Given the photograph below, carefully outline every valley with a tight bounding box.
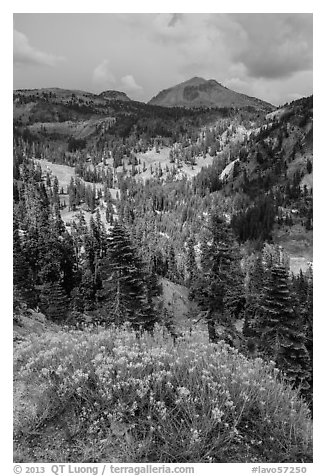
[13,80,313,465]
[13,82,313,331]
[30,112,312,276]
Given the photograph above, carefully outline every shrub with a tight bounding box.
[14,325,312,463]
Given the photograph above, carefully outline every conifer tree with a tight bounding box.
[167,244,179,282]
[68,177,77,211]
[21,225,40,283]
[257,265,311,391]
[90,215,101,257]
[185,235,197,286]
[39,281,69,321]
[13,217,37,308]
[71,267,97,312]
[98,221,156,331]
[52,175,60,209]
[304,272,313,360]
[71,211,88,266]
[243,253,266,344]
[291,269,313,396]
[59,230,76,295]
[190,211,244,344]
[95,209,108,257]
[37,228,63,284]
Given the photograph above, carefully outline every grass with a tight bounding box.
[35,147,215,192]
[111,146,215,183]
[14,325,312,463]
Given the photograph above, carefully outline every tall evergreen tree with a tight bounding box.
[190,211,244,344]
[71,267,97,312]
[71,211,88,268]
[95,209,108,258]
[52,175,60,208]
[68,177,77,211]
[59,230,77,296]
[167,244,179,283]
[13,217,37,308]
[257,265,311,391]
[39,281,69,321]
[291,269,313,396]
[243,252,266,347]
[185,235,197,286]
[97,221,156,331]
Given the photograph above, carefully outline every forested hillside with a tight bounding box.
[13,88,313,463]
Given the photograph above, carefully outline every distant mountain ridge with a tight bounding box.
[14,79,273,112]
[14,87,131,102]
[148,77,274,111]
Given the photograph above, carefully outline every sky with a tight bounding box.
[13,13,312,106]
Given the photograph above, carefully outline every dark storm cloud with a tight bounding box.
[228,13,313,79]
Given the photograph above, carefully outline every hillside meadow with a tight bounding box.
[14,324,312,464]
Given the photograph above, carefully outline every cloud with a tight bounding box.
[121,75,143,93]
[118,13,209,46]
[13,29,64,67]
[227,14,313,79]
[224,70,313,107]
[117,14,233,81]
[92,60,116,88]
[119,13,312,84]
[150,13,217,51]
[151,13,190,43]
[112,13,312,105]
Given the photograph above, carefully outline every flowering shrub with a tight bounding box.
[14,325,312,463]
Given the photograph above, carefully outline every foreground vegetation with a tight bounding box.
[14,325,312,463]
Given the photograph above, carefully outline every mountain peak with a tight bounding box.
[183,76,207,85]
[185,77,223,86]
[98,90,131,101]
[148,77,273,111]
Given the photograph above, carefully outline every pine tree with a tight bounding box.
[185,235,196,286]
[68,177,77,211]
[71,267,97,312]
[257,265,311,391]
[243,253,266,345]
[90,214,101,257]
[190,212,244,344]
[291,269,313,397]
[59,230,76,295]
[95,209,108,257]
[37,228,63,284]
[13,217,37,308]
[304,272,313,361]
[39,281,69,321]
[73,210,88,263]
[52,175,60,208]
[167,244,179,282]
[98,221,156,331]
